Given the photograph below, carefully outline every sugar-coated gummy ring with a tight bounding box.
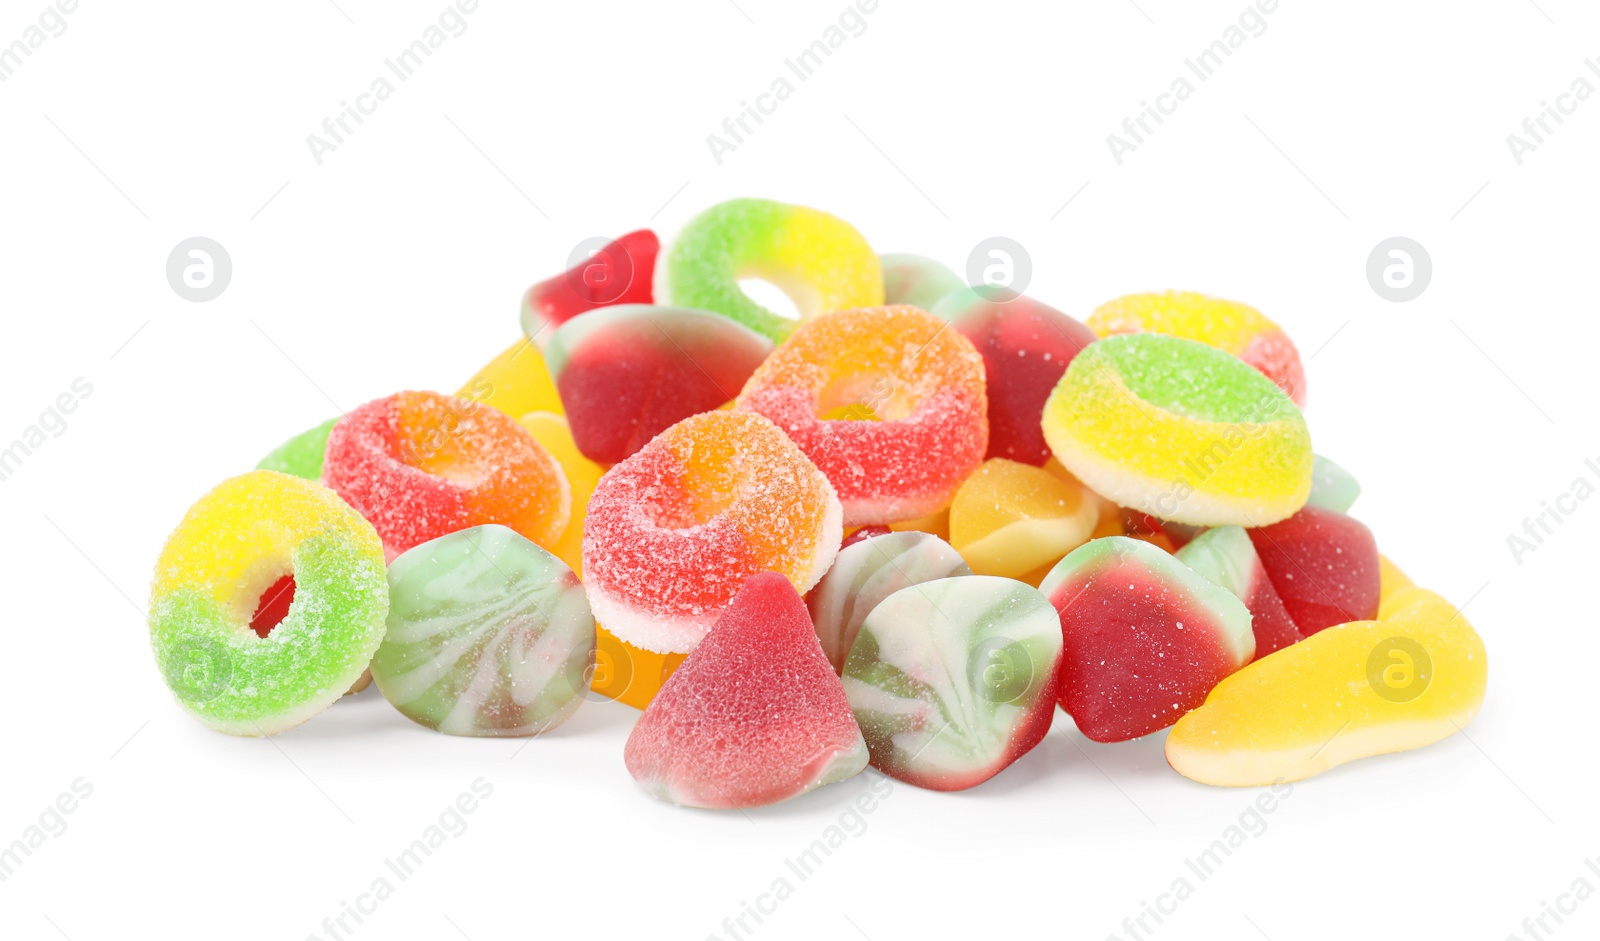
[581,410,842,655]
[322,390,570,559]
[737,305,989,526]
[655,197,884,342]
[1087,290,1307,407]
[148,470,389,736]
[1042,333,1312,527]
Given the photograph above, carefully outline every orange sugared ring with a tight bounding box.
[736,305,988,527]
[581,410,842,656]
[322,390,570,559]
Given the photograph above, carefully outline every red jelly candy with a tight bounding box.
[1248,506,1380,635]
[544,305,774,466]
[249,574,296,638]
[520,229,659,340]
[322,391,570,560]
[623,573,870,809]
[938,287,1097,466]
[1040,537,1254,742]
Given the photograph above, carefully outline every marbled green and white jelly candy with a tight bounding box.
[880,253,964,311]
[373,525,596,737]
[256,418,337,480]
[842,575,1061,791]
[806,530,972,674]
[1306,453,1361,513]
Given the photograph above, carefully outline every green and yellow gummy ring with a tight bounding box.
[1042,333,1312,527]
[655,197,883,342]
[148,470,389,736]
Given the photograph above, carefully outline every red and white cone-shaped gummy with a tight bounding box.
[623,572,869,809]
[1041,537,1254,742]
[842,575,1062,791]
[1176,525,1302,661]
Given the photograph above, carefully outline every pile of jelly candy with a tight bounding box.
[150,197,1487,808]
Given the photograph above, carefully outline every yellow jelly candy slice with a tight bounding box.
[948,459,1099,580]
[1044,458,1123,539]
[517,412,602,576]
[888,507,950,541]
[1378,553,1413,606]
[1165,586,1487,786]
[458,338,563,419]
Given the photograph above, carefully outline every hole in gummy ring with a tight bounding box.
[250,574,296,638]
[738,278,802,321]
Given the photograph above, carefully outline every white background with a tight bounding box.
[0,0,1593,938]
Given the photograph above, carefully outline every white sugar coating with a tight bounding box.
[322,391,570,559]
[148,470,389,737]
[737,306,989,526]
[582,410,842,654]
